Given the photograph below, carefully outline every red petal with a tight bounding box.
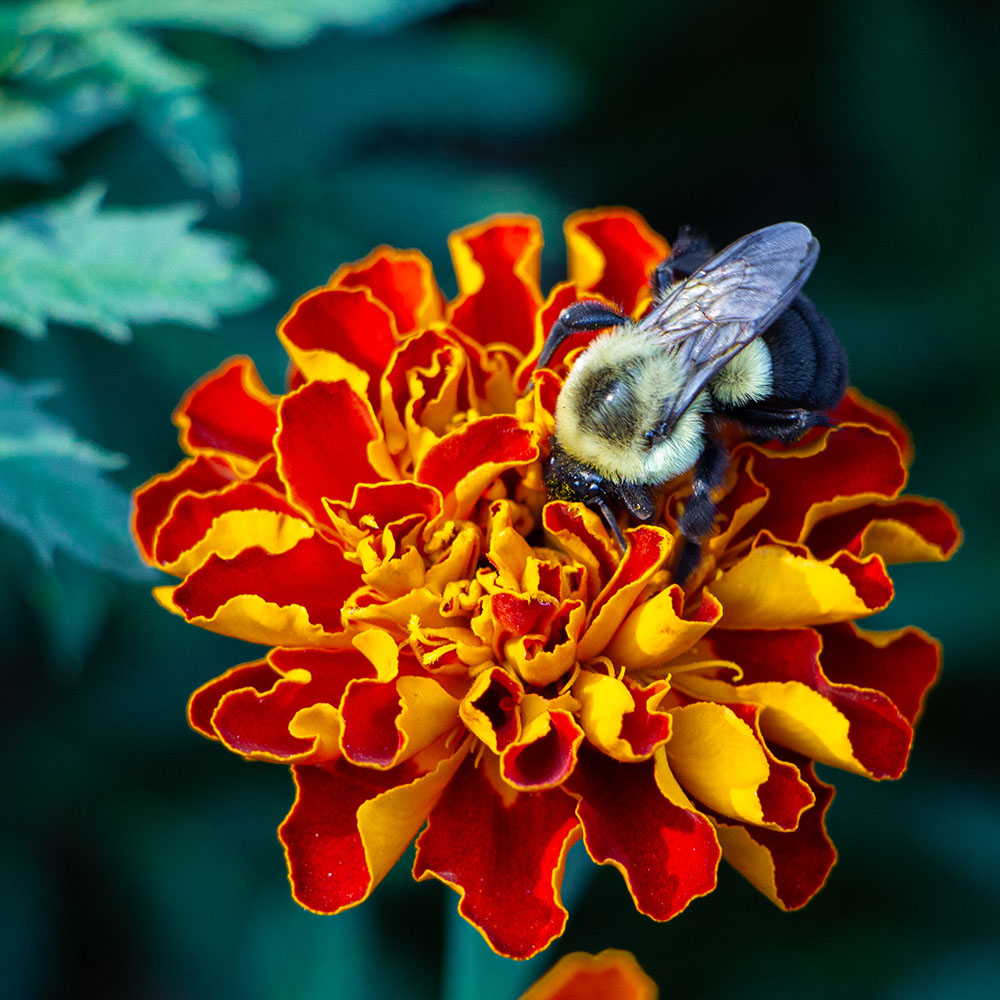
[714,757,836,910]
[710,628,916,779]
[172,534,361,634]
[213,648,377,761]
[501,711,584,790]
[331,247,443,335]
[831,389,912,463]
[413,755,579,959]
[279,287,396,401]
[152,481,301,566]
[566,745,719,921]
[806,497,962,561]
[448,216,542,354]
[282,754,433,913]
[817,623,940,725]
[132,454,235,561]
[618,683,673,759]
[276,380,384,525]
[745,425,906,543]
[175,357,277,461]
[187,660,275,738]
[415,414,536,518]
[566,210,667,314]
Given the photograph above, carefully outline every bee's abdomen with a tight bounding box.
[763,295,848,409]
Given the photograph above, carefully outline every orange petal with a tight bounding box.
[519,949,658,1000]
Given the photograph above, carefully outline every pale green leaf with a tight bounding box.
[0,184,273,341]
[0,370,152,578]
[137,93,240,207]
[94,0,471,45]
[0,83,130,181]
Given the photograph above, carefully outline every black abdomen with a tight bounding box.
[761,295,848,409]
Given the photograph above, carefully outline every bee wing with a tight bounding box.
[641,222,819,436]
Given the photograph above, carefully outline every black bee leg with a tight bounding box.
[675,432,729,584]
[535,300,629,372]
[589,496,627,551]
[729,406,833,443]
[650,226,714,299]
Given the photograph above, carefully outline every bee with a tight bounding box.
[535,221,848,583]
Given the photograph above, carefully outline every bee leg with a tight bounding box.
[729,405,833,443]
[650,226,714,298]
[588,495,628,551]
[535,300,629,372]
[675,433,729,584]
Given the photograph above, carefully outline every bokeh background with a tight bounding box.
[2,2,996,998]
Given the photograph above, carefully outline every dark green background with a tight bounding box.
[3,1,997,997]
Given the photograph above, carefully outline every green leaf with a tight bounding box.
[0,83,130,181]
[0,370,153,579]
[0,184,273,341]
[137,93,241,207]
[94,0,472,45]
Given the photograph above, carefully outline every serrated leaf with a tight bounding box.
[0,184,273,341]
[94,0,471,45]
[137,93,240,207]
[0,370,153,579]
[0,83,130,181]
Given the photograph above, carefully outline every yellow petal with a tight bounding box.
[154,586,347,648]
[709,545,888,628]
[665,703,770,826]
[605,586,722,672]
[162,509,314,577]
[675,673,865,775]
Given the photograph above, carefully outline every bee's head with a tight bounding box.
[543,438,610,505]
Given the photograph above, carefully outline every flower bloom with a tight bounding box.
[520,949,657,1000]
[133,209,960,959]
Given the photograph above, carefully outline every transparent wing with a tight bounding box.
[640,222,819,437]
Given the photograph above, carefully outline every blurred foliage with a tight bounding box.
[1,0,997,998]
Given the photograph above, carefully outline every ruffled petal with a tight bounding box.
[278,287,397,405]
[679,628,919,779]
[329,246,444,335]
[281,739,467,914]
[519,949,658,1000]
[711,758,837,910]
[566,745,719,921]
[448,215,543,353]
[174,357,277,468]
[413,754,580,959]
[564,208,668,314]
[132,454,236,563]
[710,540,893,628]
[277,379,393,526]
[161,534,362,646]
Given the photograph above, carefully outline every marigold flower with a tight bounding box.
[519,949,657,1000]
[133,209,960,960]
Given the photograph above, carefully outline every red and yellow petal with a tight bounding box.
[519,949,658,1000]
[282,738,467,915]
[564,208,668,314]
[174,357,278,469]
[711,757,837,910]
[566,745,720,922]
[710,540,893,629]
[160,534,362,646]
[413,753,580,959]
[329,245,444,335]
[448,215,543,354]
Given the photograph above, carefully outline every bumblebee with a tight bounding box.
[535,221,848,583]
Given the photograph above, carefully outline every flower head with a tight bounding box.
[134,209,960,959]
